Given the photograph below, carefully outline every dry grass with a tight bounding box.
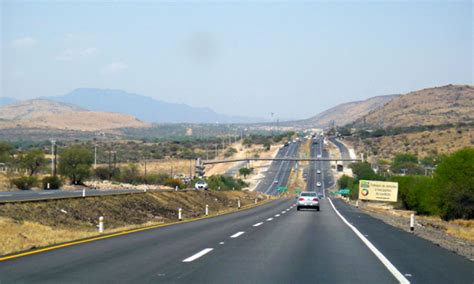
[0,190,268,256]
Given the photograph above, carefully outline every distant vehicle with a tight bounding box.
[316,182,322,187]
[317,170,321,174]
[297,192,320,211]
[284,142,289,147]
[273,180,279,184]
[194,180,208,190]
[317,154,322,158]
[312,139,318,144]
[318,193,324,199]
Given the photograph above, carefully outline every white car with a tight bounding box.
[317,154,322,158]
[273,180,279,184]
[297,192,320,211]
[317,170,321,174]
[316,182,322,187]
[194,180,208,190]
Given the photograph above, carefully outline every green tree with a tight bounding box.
[434,148,474,220]
[0,142,14,164]
[263,142,271,151]
[391,153,422,175]
[350,162,381,181]
[58,146,93,184]
[239,167,252,178]
[17,149,46,176]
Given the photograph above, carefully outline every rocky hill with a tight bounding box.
[352,85,474,128]
[0,99,150,131]
[281,94,399,128]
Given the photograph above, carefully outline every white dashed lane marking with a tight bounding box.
[182,248,214,263]
[230,232,245,238]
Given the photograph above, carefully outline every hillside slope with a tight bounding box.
[352,85,474,128]
[0,99,150,131]
[282,94,399,128]
[48,88,264,123]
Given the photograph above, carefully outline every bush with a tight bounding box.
[224,147,238,158]
[435,148,474,220]
[147,173,171,185]
[119,164,141,184]
[390,176,440,215]
[206,175,248,191]
[11,176,38,190]
[42,176,63,190]
[164,178,185,189]
[239,167,252,178]
[94,166,111,180]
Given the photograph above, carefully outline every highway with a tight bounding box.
[0,188,155,203]
[0,137,472,283]
[254,141,300,195]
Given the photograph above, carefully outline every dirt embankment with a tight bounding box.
[0,190,271,256]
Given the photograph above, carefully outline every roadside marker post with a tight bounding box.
[98,216,104,233]
[175,186,178,191]
[47,183,50,190]
[82,189,86,197]
[356,200,359,208]
[238,199,241,209]
[255,198,258,205]
[410,214,415,231]
[178,208,182,221]
[205,204,209,216]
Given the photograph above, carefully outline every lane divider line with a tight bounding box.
[266,218,273,221]
[253,222,264,227]
[327,198,410,284]
[182,248,213,262]
[230,231,245,238]
[275,214,280,217]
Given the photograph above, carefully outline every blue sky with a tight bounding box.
[1,1,472,120]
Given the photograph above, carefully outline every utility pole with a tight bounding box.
[94,144,97,169]
[144,155,147,184]
[50,139,56,176]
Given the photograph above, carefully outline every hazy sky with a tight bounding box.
[1,1,472,120]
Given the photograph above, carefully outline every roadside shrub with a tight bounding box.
[390,176,440,215]
[224,147,238,158]
[42,176,63,190]
[164,178,185,189]
[435,148,474,220]
[11,176,38,190]
[94,166,110,180]
[147,173,171,185]
[206,175,248,191]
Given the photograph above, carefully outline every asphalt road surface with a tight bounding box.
[255,141,300,195]
[0,137,472,283]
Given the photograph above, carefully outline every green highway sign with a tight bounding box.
[339,189,351,195]
[277,186,288,193]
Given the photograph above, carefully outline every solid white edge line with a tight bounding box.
[230,231,245,238]
[253,222,263,227]
[327,198,409,284]
[182,248,214,262]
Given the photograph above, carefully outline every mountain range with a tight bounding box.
[46,88,263,124]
